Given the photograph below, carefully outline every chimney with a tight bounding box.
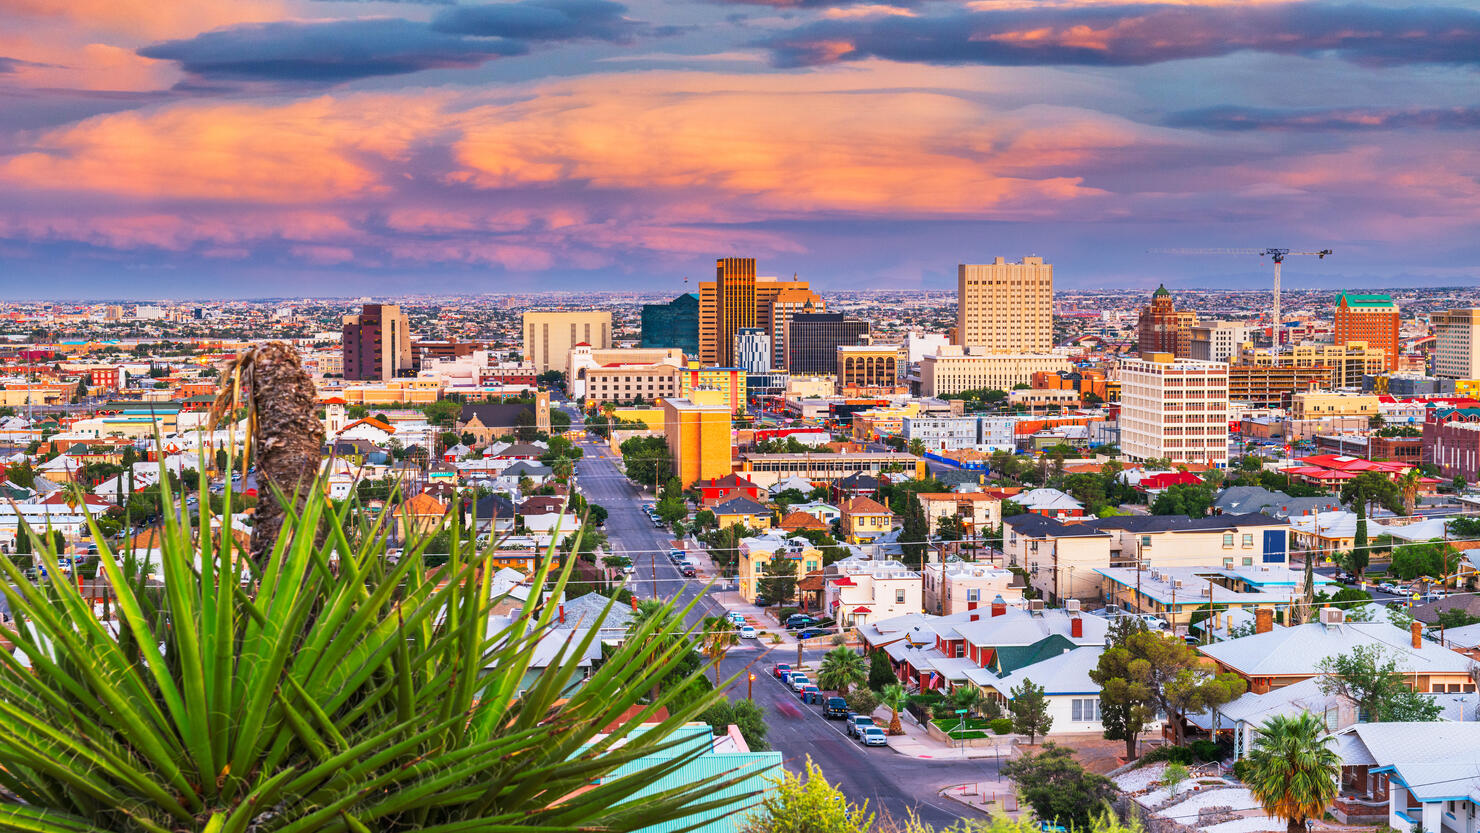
[1071,616,1083,639]
[558,604,566,624]
[991,595,1007,617]
[1411,619,1423,650]
[1255,607,1273,634]
[970,612,979,622]
[630,596,639,612]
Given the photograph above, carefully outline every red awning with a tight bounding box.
[852,606,872,614]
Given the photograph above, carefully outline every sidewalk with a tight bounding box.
[874,706,1017,762]
[939,781,1019,817]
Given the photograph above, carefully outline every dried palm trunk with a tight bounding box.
[211,342,324,569]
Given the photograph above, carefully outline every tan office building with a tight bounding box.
[1119,353,1229,467]
[837,344,901,393]
[919,347,1070,396]
[522,310,612,377]
[1433,308,1480,380]
[956,257,1053,353]
[1290,392,1379,420]
[342,303,412,381]
[698,258,823,368]
[1237,342,1386,389]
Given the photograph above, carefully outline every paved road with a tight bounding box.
[567,418,984,826]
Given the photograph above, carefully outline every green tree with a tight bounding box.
[1150,483,1214,518]
[1010,679,1053,743]
[758,556,798,606]
[1108,629,1246,744]
[817,647,868,695]
[700,616,740,688]
[693,509,717,531]
[868,650,897,692]
[701,698,770,751]
[1438,609,1480,629]
[1340,471,1401,516]
[949,684,984,718]
[1002,743,1114,831]
[1315,645,1442,722]
[898,493,929,568]
[1088,617,1155,759]
[880,683,908,735]
[655,494,688,525]
[741,757,872,833]
[1244,712,1341,833]
[1349,502,1369,575]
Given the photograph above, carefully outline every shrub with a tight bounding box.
[1231,759,1253,782]
[1191,739,1222,762]
[778,606,799,623]
[844,688,880,715]
[990,718,1014,735]
[1140,745,1195,765]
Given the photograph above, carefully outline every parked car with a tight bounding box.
[859,726,888,747]
[847,715,875,737]
[796,628,826,640]
[786,614,817,629]
[754,596,771,607]
[789,674,811,692]
[727,612,746,625]
[772,663,791,679]
[740,625,757,639]
[824,697,849,719]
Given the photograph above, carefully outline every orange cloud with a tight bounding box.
[0,0,288,40]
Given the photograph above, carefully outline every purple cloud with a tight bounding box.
[1167,105,1480,131]
[763,3,1480,68]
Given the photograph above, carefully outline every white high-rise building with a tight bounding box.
[734,327,772,374]
[1119,353,1229,467]
[1433,309,1480,380]
[1189,322,1251,363]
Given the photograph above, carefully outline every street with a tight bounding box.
[564,402,984,826]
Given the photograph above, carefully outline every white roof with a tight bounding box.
[950,606,1107,648]
[1211,676,1349,727]
[987,646,1103,697]
[1015,488,1083,511]
[1198,621,1473,677]
[1442,622,1480,650]
[1350,722,1480,802]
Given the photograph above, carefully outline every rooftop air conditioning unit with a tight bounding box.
[1065,598,1082,613]
[1029,599,1046,614]
[1174,579,1184,589]
[1199,587,1210,597]
[1320,607,1346,627]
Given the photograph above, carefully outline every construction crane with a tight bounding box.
[1149,248,1332,347]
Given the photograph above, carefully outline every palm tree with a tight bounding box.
[908,438,926,457]
[950,684,983,718]
[701,615,740,687]
[880,683,908,735]
[1244,712,1341,833]
[816,646,867,695]
[0,470,735,833]
[1397,467,1421,516]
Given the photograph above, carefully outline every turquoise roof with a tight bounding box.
[1337,293,1394,307]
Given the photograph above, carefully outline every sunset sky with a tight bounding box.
[2,0,1478,297]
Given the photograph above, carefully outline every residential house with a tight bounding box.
[915,491,1004,538]
[824,558,922,627]
[778,511,829,534]
[768,475,815,496]
[1212,486,1343,519]
[1335,722,1480,833]
[922,561,1021,615]
[1013,488,1084,518]
[518,495,580,540]
[494,461,554,492]
[1192,675,1357,762]
[737,533,823,605]
[788,501,840,525]
[395,492,448,541]
[711,496,773,531]
[1003,514,1113,603]
[695,473,766,505]
[1097,564,1336,628]
[468,494,516,536]
[338,417,396,445]
[1198,610,1477,695]
[840,496,894,544]
[1133,470,1204,496]
[829,472,882,504]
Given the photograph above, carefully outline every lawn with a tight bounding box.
[932,717,994,739]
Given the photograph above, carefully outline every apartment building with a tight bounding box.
[736,533,824,604]
[956,257,1053,353]
[902,415,1016,452]
[522,310,612,377]
[1290,392,1379,420]
[1433,308,1480,380]
[662,397,733,487]
[919,346,1071,396]
[916,492,1004,537]
[1119,353,1229,467]
[1005,512,1290,603]
[1226,364,1330,408]
[1334,293,1400,371]
[922,562,1020,615]
[825,559,924,627]
[568,345,683,400]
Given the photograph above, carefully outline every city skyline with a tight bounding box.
[3,0,1480,296]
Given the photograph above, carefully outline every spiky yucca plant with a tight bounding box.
[0,465,742,833]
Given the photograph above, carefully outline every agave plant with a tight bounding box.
[0,462,747,833]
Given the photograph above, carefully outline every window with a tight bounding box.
[1242,557,1253,566]
[1072,698,1100,721]
[1141,535,1152,547]
[1222,533,1235,548]
[1242,533,1254,547]
[895,589,906,604]
[966,588,980,602]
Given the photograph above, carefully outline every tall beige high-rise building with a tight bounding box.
[1119,353,1229,468]
[522,310,612,378]
[1433,308,1480,380]
[956,257,1053,353]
